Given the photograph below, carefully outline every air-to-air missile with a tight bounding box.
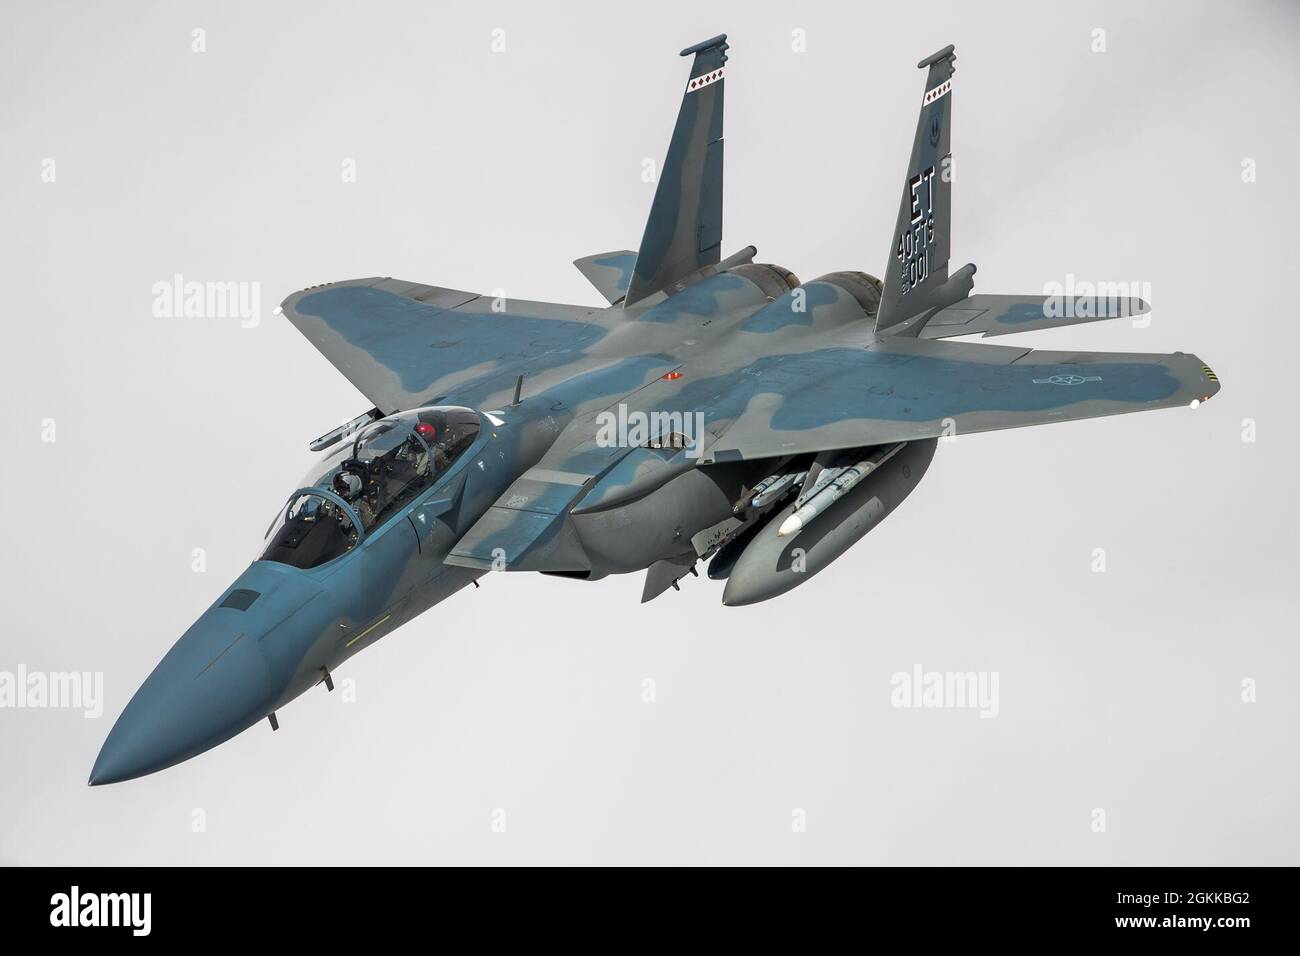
[776,444,907,537]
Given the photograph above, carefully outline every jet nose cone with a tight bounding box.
[90,612,281,786]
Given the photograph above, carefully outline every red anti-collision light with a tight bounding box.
[415,423,438,440]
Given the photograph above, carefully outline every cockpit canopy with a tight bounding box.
[261,406,482,569]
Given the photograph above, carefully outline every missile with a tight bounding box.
[745,470,808,511]
[777,443,905,537]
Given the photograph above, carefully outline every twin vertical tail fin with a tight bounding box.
[624,39,959,321]
[876,45,961,332]
[624,34,728,307]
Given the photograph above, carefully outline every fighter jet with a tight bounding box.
[91,38,1219,784]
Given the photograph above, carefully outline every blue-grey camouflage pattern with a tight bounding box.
[92,38,1219,786]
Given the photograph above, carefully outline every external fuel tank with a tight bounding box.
[721,439,938,605]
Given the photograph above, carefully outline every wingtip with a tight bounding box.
[1199,359,1222,399]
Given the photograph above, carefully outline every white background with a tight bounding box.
[2,0,1296,864]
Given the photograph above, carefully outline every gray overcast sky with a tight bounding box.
[2,0,1297,864]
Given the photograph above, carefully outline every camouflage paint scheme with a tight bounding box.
[92,38,1219,784]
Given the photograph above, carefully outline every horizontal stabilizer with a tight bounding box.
[573,250,637,304]
[921,293,1150,339]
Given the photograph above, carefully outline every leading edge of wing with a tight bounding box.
[705,338,1220,461]
[280,277,604,414]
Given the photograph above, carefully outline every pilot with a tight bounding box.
[414,421,450,474]
[332,470,377,528]
[332,470,360,499]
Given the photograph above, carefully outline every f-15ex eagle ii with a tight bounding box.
[92,37,1219,784]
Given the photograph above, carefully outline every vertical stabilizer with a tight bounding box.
[876,45,957,331]
[624,35,728,307]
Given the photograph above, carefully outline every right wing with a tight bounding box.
[281,277,604,415]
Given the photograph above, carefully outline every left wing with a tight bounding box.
[704,335,1220,461]
[281,277,604,415]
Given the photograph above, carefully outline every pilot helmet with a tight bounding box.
[332,471,363,500]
